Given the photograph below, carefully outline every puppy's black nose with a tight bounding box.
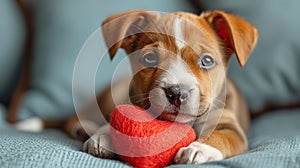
[165,85,189,107]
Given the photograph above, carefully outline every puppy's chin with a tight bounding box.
[159,111,197,123]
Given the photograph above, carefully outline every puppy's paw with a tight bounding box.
[83,134,115,159]
[174,141,223,164]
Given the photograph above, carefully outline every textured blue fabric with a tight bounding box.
[17,0,194,120]
[0,0,25,101]
[2,109,300,168]
[203,0,300,110]
[0,129,131,168]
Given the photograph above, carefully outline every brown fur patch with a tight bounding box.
[199,130,247,158]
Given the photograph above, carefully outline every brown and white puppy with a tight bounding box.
[67,10,258,164]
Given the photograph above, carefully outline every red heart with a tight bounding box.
[110,105,196,168]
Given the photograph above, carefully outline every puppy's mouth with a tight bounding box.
[145,84,202,123]
[159,111,197,123]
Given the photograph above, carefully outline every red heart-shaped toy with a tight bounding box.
[110,105,196,168]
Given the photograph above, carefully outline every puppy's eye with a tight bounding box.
[141,52,159,68]
[198,55,216,70]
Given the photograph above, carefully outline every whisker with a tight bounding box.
[134,96,154,103]
[213,99,225,104]
[213,98,226,105]
[129,93,149,98]
[154,80,162,84]
[211,99,226,109]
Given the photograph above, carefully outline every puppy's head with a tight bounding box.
[102,10,258,123]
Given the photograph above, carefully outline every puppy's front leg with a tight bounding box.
[174,111,248,164]
[83,124,115,159]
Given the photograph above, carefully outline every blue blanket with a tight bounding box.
[1,108,300,168]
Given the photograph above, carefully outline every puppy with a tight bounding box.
[66,10,258,164]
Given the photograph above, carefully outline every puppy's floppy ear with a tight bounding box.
[102,10,159,59]
[204,11,258,67]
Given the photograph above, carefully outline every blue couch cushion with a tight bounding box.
[0,105,8,127]
[0,0,25,102]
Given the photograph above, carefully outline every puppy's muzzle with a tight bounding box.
[164,85,190,107]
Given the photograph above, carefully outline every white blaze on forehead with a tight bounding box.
[159,57,200,116]
[161,58,198,92]
[174,18,185,51]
